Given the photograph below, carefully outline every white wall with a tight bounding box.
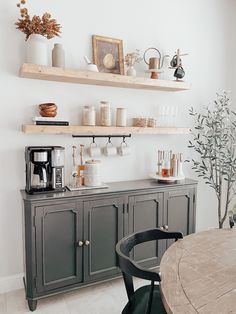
[0,0,235,290]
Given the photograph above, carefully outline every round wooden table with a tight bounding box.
[160,229,236,314]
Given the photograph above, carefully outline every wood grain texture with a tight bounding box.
[160,229,236,314]
[19,64,190,92]
[22,125,190,135]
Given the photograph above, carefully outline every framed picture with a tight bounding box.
[92,35,124,75]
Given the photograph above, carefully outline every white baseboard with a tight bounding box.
[0,273,24,294]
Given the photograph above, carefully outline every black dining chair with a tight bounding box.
[116,228,183,314]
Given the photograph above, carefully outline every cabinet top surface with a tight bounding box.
[21,178,197,202]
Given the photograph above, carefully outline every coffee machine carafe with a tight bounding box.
[31,150,48,189]
[25,146,66,194]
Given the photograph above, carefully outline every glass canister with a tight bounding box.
[82,105,96,126]
[84,160,102,187]
[100,101,111,126]
[116,108,127,127]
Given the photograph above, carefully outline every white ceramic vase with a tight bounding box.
[52,43,65,68]
[126,66,136,77]
[26,34,48,65]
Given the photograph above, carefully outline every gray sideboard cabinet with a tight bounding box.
[21,179,197,311]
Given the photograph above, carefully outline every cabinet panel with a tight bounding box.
[35,201,83,292]
[22,180,197,311]
[128,193,164,267]
[84,197,124,281]
[165,189,195,247]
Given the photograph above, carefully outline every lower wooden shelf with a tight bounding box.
[22,125,190,135]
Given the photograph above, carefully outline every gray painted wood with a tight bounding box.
[83,197,124,281]
[165,188,195,248]
[128,193,165,267]
[22,179,197,311]
[21,179,197,202]
[35,201,83,293]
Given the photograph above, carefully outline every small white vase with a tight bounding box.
[26,34,48,65]
[127,66,136,77]
[52,43,65,68]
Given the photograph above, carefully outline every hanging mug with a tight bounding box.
[87,139,101,157]
[174,66,185,79]
[103,139,117,157]
[170,55,180,68]
[117,139,131,156]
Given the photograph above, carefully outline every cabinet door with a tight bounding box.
[165,188,195,247]
[35,201,83,293]
[84,197,124,282]
[128,193,164,268]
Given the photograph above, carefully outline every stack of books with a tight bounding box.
[33,117,69,126]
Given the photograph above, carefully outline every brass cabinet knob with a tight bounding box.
[164,225,169,231]
[78,241,84,247]
[160,226,164,230]
[85,240,90,246]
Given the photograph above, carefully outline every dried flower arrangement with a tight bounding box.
[15,0,61,41]
[124,50,143,67]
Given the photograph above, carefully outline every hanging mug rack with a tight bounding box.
[169,49,189,81]
[72,134,132,140]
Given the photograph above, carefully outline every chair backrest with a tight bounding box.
[116,228,183,310]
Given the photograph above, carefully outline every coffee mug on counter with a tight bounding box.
[103,140,117,157]
[117,139,131,156]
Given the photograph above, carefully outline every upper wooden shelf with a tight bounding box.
[22,125,190,135]
[19,64,190,92]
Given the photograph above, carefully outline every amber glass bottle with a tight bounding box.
[77,144,85,185]
[161,151,171,177]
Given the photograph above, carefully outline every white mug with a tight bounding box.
[117,141,131,156]
[103,142,117,157]
[87,143,101,158]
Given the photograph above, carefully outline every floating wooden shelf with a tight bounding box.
[19,64,190,92]
[22,125,190,135]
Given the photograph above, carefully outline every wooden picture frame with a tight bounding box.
[92,35,124,75]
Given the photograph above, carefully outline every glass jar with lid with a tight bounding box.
[100,101,111,126]
[82,105,96,126]
[116,108,127,127]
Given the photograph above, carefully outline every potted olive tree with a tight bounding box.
[189,92,236,228]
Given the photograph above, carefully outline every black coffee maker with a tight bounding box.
[25,146,66,194]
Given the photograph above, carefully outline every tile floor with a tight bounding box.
[0,277,145,314]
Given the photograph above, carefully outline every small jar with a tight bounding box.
[116,108,127,127]
[100,101,111,126]
[82,106,96,126]
[148,117,156,128]
[133,117,148,127]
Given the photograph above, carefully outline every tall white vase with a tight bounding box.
[26,34,48,65]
